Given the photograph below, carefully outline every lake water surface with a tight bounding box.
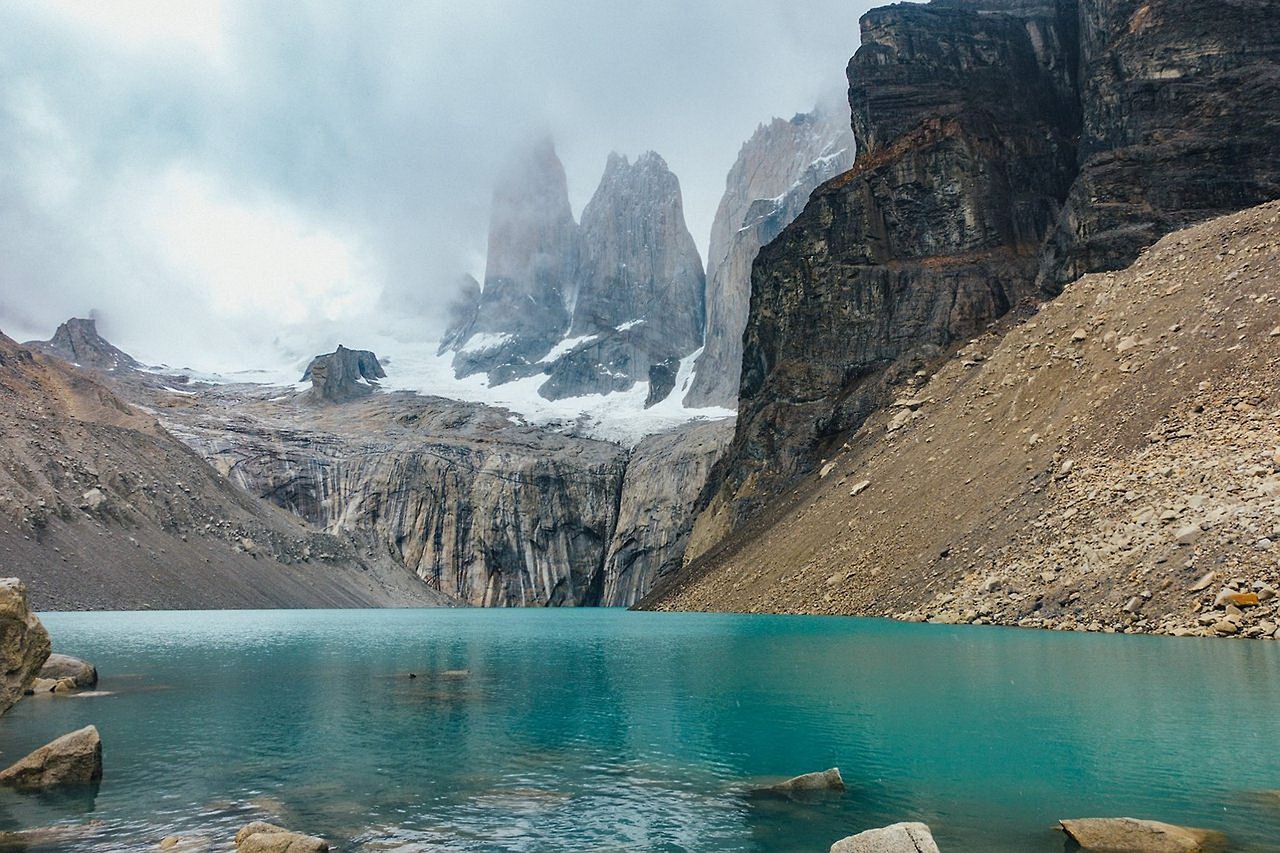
[1,610,1278,851]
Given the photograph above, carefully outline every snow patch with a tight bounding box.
[538,334,598,364]
[457,332,513,354]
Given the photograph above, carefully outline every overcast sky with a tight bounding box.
[0,0,871,371]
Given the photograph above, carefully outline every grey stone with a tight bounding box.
[0,725,102,789]
[830,822,939,853]
[1058,817,1226,852]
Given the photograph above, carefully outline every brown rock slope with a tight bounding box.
[0,334,451,610]
[642,202,1280,638]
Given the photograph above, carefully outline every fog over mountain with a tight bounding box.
[0,0,869,373]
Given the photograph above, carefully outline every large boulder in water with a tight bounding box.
[765,767,845,793]
[300,345,387,403]
[829,822,939,853]
[234,821,328,852]
[1058,817,1227,852]
[0,725,102,789]
[0,578,51,713]
[38,653,98,689]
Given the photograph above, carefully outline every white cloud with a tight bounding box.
[39,0,232,67]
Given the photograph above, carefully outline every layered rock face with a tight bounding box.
[697,0,1280,541]
[1037,0,1280,292]
[686,106,855,408]
[300,345,386,403]
[542,152,705,401]
[0,578,50,714]
[447,139,578,380]
[703,0,1080,530]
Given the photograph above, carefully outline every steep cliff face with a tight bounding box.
[686,106,855,408]
[0,333,448,610]
[540,152,705,402]
[601,419,733,606]
[698,0,1080,536]
[447,140,578,381]
[300,345,386,403]
[1037,0,1280,291]
[25,318,138,371]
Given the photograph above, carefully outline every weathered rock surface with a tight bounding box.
[690,0,1280,557]
[300,345,386,403]
[39,653,97,689]
[447,139,577,381]
[0,724,102,789]
[0,577,51,713]
[25,317,138,371]
[0,332,450,610]
[643,202,1280,637]
[766,767,845,793]
[1058,817,1226,852]
[830,822,939,853]
[601,420,733,606]
[546,151,704,401]
[234,821,328,853]
[687,104,855,408]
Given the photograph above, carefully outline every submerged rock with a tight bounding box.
[0,577,52,713]
[0,724,103,789]
[39,653,99,689]
[1058,817,1226,852]
[830,822,939,853]
[766,767,845,793]
[234,821,328,853]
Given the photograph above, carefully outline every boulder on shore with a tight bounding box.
[830,822,939,853]
[765,767,845,793]
[39,653,98,689]
[0,724,102,790]
[0,578,52,714]
[234,821,329,853]
[1059,817,1226,852]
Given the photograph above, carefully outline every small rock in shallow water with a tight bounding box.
[234,822,328,853]
[39,654,98,689]
[1058,817,1225,852]
[830,821,939,853]
[765,767,845,794]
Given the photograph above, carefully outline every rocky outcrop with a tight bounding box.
[448,139,578,381]
[544,152,705,402]
[765,767,845,794]
[601,420,733,606]
[438,274,481,354]
[829,822,939,853]
[1036,0,1280,293]
[686,106,855,408]
[0,725,102,790]
[1058,817,1226,852]
[0,332,450,610]
[694,0,1280,545]
[26,318,139,371]
[38,653,97,689]
[0,578,51,713]
[300,345,386,403]
[234,822,328,853]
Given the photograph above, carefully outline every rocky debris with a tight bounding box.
[548,151,704,401]
[0,577,51,713]
[830,822,939,853]
[602,420,734,606]
[0,724,102,790]
[446,139,578,380]
[692,0,1280,560]
[687,102,856,408]
[0,332,450,610]
[39,653,98,689]
[25,317,139,371]
[300,345,386,403]
[764,767,845,793]
[643,201,1280,636]
[1058,817,1226,852]
[234,822,328,853]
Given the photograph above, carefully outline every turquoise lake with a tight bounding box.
[0,609,1278,851]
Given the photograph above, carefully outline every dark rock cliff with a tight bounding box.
[686,105,855,409]
[699,0,1081,535]
[25,318,139,372]
[301,345,387,403]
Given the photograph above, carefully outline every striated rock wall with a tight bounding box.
[699,0,1080,535]
[694,0,1280,550]
[686,105,855,408]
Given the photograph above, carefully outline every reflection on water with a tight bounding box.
[0,610,1275,851]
